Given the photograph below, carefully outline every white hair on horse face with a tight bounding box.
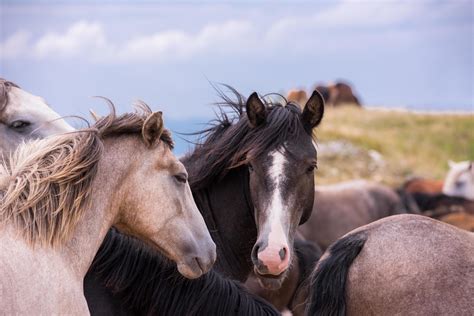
[442,160,474,201]
[255,147,292,275]
[6,86,74,135]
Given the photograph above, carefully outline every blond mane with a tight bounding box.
[0,101,173,247]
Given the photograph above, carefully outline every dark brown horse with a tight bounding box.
[314,81,361,107]
[85,87,325,312]
[307,214,474,315]
[299,180,411,250]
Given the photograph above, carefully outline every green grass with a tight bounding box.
[314,106,474,186]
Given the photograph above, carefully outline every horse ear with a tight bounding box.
[301,90,325,132]
[142,111,164,147]
[246,92,266,128]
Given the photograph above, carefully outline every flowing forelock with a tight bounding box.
[182,86,310,190]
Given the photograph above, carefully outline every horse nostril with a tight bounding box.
[251,243,261,264]
[279,247,287,261]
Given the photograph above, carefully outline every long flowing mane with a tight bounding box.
[182,86,311,190]
[0,101,173,247]
[0,78,20,113]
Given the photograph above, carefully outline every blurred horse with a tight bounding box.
[287,89,308,107]
[299,180,411,251]
[0,104,215,314]
[0,78,73,157]
[400,162,474,231]
[443,160,474,200]
[315,81,361,107]
[307,214,474,315]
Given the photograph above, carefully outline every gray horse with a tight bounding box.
[299,180,411,250]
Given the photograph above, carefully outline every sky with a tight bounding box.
[1,0,473,153]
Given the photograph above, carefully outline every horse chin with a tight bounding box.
[254,267,287,290]
[176,258,204,279]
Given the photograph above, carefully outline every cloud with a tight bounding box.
[0,30,31,59]
[1,19,256,63]
[33,21,109,59]
[117,20,255,62]
[1,1,471,63]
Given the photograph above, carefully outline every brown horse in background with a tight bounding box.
[307,214,474,315]
[315,81,361,107]
[287,89,308,107]
[288,80,361,109]
[400,175,474,231]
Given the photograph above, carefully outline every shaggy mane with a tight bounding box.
[0,100,172,247]
[182,86,311,190]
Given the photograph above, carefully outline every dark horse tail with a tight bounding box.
[306,232,367,316]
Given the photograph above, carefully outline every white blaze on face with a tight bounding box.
[257,148,291,275]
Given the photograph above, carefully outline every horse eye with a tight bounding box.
[10,120,31,130]
[307,164,317,173]
[174,173,187,184]
[248,164,254,172]
[455,181,464,188]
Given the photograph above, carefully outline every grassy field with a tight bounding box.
[314,106,474,186]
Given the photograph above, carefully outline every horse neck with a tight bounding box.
[190,167,257,281]
[60,140,128,279]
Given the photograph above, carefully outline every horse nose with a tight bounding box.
[251,241,290,276]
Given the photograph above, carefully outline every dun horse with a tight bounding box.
[0,104,215,314]
[0,78,73,156]
[85,88,325,313]
[307,214,474,315]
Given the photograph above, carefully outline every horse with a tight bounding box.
[314,81,361,107]
[439,212,474,232]
[443,160,474,201]
[84,88,325,313]
[306,214,474,315]
[0,103,216,314]
[86,228,279,315]
[298,180,412,251]
[402,177,444,195]
[399,164,474,230]
[0,78,74,157]
[287,89,308,107]
[245,238,322,316]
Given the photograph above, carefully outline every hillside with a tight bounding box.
[314,106,474,186]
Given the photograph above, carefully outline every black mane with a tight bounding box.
[88,229,279,316]
[182,86,309,190]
